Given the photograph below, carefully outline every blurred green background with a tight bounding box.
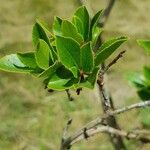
[0,0,150,149]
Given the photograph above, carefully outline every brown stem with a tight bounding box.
[65,90,74,101]
[61,100,150,148]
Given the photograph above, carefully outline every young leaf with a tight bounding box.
[80,42,94,73]
[95,37,128,66]
[127,72,146,89]
[92,27,102,48]
[74,6,90,41]
[72,16,84,37]
[137,40,150,55]
[35,39,53,69]
[38,61,61,78]
[61,20,83,43]
[53,16,62,36]
[89,10,103,40]
[17,52,37,68]
[36,19,53,37]
[0,54,34,73]
[32,20,57,62]
[47,66,76,90]
[32,21,50,46]
[56,36,80,77]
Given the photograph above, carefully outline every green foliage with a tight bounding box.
[80,42,94,73]
[56,36,80,78]
[74,6,90,41]
[137,40,150,55]
[128,40,150,100]
[0,6,127,91]
[0,54,35,73]
[61,20,83,43]
[95,37,128,66]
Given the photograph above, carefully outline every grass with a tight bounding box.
[0,0,150,149]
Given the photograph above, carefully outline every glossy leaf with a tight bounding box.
[38,61,61,78]
[95,37,128,66]
[80,42,94,73]
[17,52,37,68]
[74,6,90,40]
[56,36,80,77]
[72,16,84,37]
[0,54,34,73]
[53,16,62,36]
[137,40,150,54]
[32,20,57,62]
[47,66,76,90]
[35,39,52,69]
[32,21,50,46]
[61,20,83,43]
[36,19,53,37]
[92,27,102,48]
[89,10,103,40]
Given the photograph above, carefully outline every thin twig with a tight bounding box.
[65,90,74,101]
[61,100,150,147]
[61,118,73,150]
[101,50,126,75]
[109,100,150,115]
[70,125,150,145]
[78,0,125,149]
[99,0,116,27]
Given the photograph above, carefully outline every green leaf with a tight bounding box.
[61,20,83,43]
[79,67,99,89]
[89,10,103,40]
[92,27,102,48]
[72,16,84,38]
[56,36,80,77]
[137,40,150,55]
[138,87,150,101]
[47,66,76,90]
[36,19,53,37]
[17,52,37,68]
[95,36,128,66]
[32,21,50,46]
[127,72,146,89]
[32,20,57,62]
[70,66,79,78]
[53,16,62,36]
[74,6,90,40]
[143,66,150,85]
[35,39,52,69]
[38,61,61,78]
[0,54,34,73]
[80,42,94,73]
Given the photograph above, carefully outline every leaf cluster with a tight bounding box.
[0,6,127,91]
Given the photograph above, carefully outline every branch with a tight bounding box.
[99,0,116,27]
[78,0,116,27]
[61,118,72,150]
[101,50,126,75]
[70,125,150,145]
[61,100,150,147]
[65,90,74,101]
[109,100,150,116]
